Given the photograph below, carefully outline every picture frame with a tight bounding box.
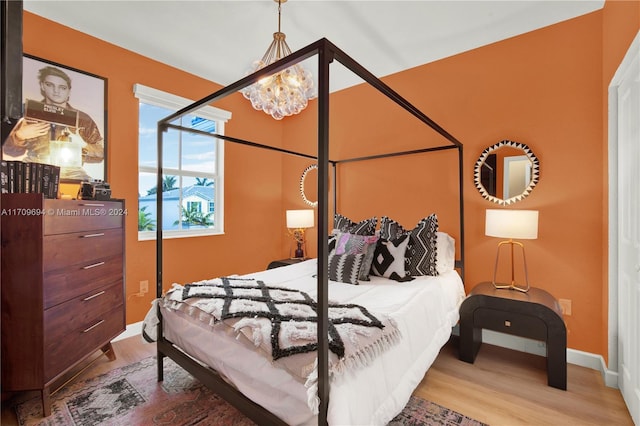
[2,54,107,183]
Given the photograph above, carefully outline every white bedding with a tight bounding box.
[151,259,465,425]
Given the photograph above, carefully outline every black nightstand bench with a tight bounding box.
[267,258,305,270]
[459,282,567,390]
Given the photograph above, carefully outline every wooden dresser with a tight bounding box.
[0,193,126,416]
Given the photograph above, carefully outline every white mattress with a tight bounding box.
[157,259,465,425]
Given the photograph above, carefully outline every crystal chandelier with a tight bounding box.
[241,0,316,120]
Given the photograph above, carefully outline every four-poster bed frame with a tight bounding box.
[155,38,465,425]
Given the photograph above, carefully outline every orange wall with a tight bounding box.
[22,1,639,360]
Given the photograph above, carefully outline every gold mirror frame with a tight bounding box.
[474,140,540,205]
[299,164,318,207]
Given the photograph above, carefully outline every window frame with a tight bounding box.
[134,84,231,241]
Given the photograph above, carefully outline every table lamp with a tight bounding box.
[286,209,314,259]
[485,209,538,292]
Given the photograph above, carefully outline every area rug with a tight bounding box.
[15,356,487,426]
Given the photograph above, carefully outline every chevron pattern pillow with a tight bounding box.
[328,251,366,285]
[406,214,439,276]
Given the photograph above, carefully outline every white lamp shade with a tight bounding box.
[485,209,538,240]
[286,209,314,228]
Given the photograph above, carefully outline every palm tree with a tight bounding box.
[195,177,213,186]
[174,206,214,227]
[138,206,155,231]
[146,175,178,195]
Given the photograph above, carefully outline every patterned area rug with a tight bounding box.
[15,356,487,426]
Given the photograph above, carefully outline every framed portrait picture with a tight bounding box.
[2,54,107,183]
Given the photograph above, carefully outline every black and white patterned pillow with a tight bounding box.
[370,234,412,282]
[334,213,377,236]
[379,214,439,276]
[406,214,439,276]
[379,216,408,241]
[334,232,379,281]
[328,252,366,285]
[328,233,338,254]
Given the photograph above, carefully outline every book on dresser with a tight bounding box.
[0,192,126,417]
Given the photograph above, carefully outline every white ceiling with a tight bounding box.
[24,0,604,92]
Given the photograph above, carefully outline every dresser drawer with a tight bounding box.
[473,307,547,341]
[44,199,124,235]
[43,228,123,272]
[43,305,124,381]
[44,254,123,309]
[44,282,124,341]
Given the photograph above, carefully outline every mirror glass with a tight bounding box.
[474,140,539,205]
[300,164,318,207]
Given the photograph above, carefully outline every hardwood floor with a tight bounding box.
[1,335,633,425]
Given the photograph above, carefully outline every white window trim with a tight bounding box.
[134,84,230,241]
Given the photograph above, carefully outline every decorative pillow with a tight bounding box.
[379,216,409,241]
[328,252,365,285]
[370,234,412,282]
[328,233,338,254]
[380,214,439,276]
[334,233,379,281]
[334,213,377,236]
[406,214,439,276]
[436,232,456,274]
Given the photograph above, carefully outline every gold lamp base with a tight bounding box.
[493,281,530,293]
[492,239,530,293]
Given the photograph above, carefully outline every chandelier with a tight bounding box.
[241,0,316,120]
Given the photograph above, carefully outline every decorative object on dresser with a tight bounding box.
[0,192,126,417]
[459,282,567,390]
[286,209,314,259]
[2,54,108,183]
[485,209,539,292]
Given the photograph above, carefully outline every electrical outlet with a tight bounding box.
[140,280,149,294]
[559,298,572,316]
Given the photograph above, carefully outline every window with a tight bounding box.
[134,84,231,240]
[187,201,200,213]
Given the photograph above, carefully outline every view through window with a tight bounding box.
[135,84,231,239]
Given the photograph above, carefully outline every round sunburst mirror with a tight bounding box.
[299,164,318,207]
[474,140,540,205]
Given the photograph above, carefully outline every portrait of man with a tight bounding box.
[2,55,107,181]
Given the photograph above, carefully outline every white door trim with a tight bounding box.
[608,30,640,421]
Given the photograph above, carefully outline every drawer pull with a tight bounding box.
[82,261,105,270]
[505,320,511,327]
[83,320,105,333]
[81,233,105,238]
[83,291,106,301]
[79,203,106,207]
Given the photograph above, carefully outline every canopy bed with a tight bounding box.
[151,38,465,425]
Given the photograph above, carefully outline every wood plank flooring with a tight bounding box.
[1,335,633,425]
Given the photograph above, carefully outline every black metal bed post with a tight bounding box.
[331,163,337,220]
[316,39,332,426]
[457,145,465,282]
[156,122,165,381]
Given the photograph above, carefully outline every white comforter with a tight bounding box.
[148,259,465,425]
